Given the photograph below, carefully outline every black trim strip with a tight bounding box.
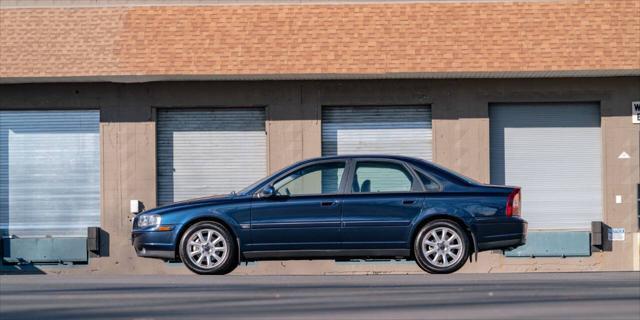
[251,221,340,229]
[342,220,410,227]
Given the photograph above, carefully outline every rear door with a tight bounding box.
[340,159,424,249]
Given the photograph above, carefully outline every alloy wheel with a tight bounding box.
[421,226,464,268]
[186,228,228,269]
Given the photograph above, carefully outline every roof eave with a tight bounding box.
[1,69,639,84]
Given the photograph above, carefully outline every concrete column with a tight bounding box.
[266,83,308,173]
[599,80,640,271]
[432,82,490,183]
[95,121,166,273]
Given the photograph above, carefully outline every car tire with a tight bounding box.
[414,219,470,274]
[179,221,237,275]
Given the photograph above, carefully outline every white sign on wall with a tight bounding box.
[633,101,640,124]
[608,228,625,241]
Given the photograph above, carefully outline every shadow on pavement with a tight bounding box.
[0,263,46,275]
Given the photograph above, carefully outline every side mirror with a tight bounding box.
[258,186,276,198]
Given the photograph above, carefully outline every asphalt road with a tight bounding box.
[1,272,639,320]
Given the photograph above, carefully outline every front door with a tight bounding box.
[341,160,424,249]
[249,161,347,251]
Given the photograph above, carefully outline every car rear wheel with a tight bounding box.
[414,219,469,274]
[179,221,237,275]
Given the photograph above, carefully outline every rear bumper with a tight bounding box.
[476,219,527,251]
[131,230,177,260]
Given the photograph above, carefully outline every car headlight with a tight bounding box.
[137,213,161,229]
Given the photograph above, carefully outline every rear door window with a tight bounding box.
[351,161,413,193]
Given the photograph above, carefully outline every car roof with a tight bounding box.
[299,154,481,187]
[239,154,481,195]
[304,154,423,162]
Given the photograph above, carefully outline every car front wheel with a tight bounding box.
[414,219,470,274]
[179,221,237,275]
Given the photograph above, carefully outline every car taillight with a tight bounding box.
[506,188,521,217]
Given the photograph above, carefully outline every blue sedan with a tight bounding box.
[132,155,527,274]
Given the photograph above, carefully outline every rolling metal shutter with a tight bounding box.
[322,106,432,160]
[157,108,267,206]
[490,103,602,230]
[0,110,100,238]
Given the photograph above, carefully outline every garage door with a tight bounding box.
[490,103,602,230]
[157,108,267,206]
[322,106,432,160]
[0,110,100,237]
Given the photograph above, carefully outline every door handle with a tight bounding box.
[402,200,416,205]
[321,201,337,207]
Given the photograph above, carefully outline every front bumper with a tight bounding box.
[131,228,178,260]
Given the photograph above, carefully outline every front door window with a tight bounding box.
[273,162,345,196]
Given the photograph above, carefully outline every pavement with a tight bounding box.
[0,272,639,320]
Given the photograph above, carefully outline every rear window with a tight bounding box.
[416,160,480,186]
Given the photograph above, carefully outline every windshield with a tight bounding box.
[236,161,302,195]
[237,175,272,195]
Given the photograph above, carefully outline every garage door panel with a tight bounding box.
[0,110,100,238]
[322,106,432,160]
[157,108,267,206]
[490,103,602,230]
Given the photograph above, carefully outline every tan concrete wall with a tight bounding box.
[0,77,638,274]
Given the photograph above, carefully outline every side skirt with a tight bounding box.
[243,249,410,261]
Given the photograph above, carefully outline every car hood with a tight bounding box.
[144,194,239,215]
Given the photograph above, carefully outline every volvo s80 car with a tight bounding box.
[132,155,526,274]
